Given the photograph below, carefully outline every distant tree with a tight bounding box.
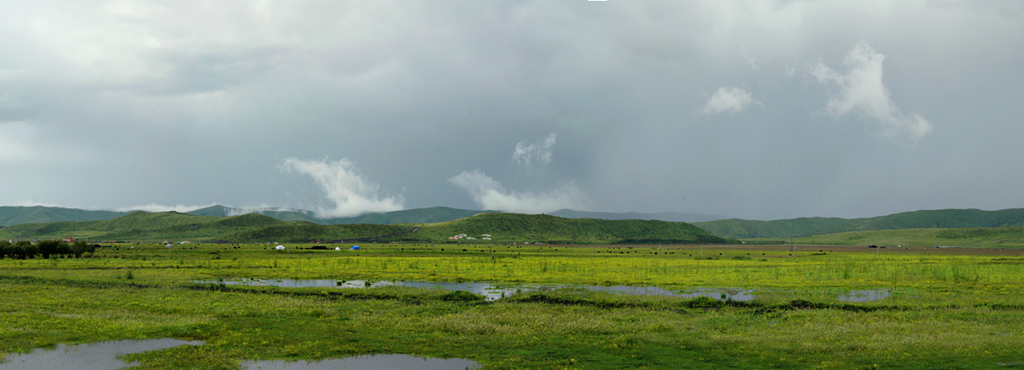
[55,241,72,257]
[37,240,59,259]
[13,241,36,259]
[71,241,94,257]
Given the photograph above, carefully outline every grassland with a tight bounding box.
[696,208,1024,238]
[2,242,1024,369]
[746,226,1024,249]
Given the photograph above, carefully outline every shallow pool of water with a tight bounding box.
[837,289,890,302]
[240,354,480,370]
[0,339,202,370]
[197,278,757,302]
[586,286,757,301]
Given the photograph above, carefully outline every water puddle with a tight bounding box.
[837,289,890,302]
[0,339,202,370]
[586,286,756,301]
[241,354,479,370]
[197,278,757,302]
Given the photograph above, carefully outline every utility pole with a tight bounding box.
[789,224,795,257]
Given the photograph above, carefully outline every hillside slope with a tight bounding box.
[550,209,727,223]
[695,208,1024,239]
[0,206,129,226]
[395,213,735,245]
[3,205,719,226]
[0,211,732,245]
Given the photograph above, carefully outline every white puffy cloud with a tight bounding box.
[448,170,587,214]
[512,133,557,168]
[811,41,934,140]
[279,157,404,218]
[702,87,756,115]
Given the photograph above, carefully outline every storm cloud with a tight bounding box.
[1,1,1021,220]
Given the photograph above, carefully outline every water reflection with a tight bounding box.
[0,339,202,370]
[197,278,757,302]
[240,354,480,370]
[837,289,890,302]
[587,286,756,301]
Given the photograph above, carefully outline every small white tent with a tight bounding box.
[275,245,286,250]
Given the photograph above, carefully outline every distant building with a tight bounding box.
[63,237,77,243]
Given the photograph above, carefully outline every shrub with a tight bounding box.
[441,290,485,302]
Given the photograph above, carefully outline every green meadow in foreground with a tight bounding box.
[2,243,1024,369]
[778,226,1024,248]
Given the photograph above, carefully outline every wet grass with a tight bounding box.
[1,243,1023,369]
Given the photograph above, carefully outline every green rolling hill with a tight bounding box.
[0,205,497,226]
[186,205,497,225]
[0,211,732,245]
[694,208,1024,239]
[0,206,129,226]
[395,213,735,245]
[549,209,726,223]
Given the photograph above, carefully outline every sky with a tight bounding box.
[1,1,1022,220]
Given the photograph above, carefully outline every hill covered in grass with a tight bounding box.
[393,213,736,245]
[694,208,1024,239]
[549,209,727,223]
[0,211,416,243]
[0,211,732,245]
[0,206,129,226]
[0,205,497,226]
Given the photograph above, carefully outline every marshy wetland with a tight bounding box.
[2,242,1024,369]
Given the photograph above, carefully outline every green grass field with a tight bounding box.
[2,242,1024,369]
[745,226,1024,248]
[696,208,1024,239]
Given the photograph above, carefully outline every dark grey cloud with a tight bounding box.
[0,1,1021,219]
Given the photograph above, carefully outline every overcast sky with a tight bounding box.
[1,1,1021,220]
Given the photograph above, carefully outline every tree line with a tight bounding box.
[0,240,98,259]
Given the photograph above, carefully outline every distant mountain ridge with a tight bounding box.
[0,210,733,244]
[0,205,721,227]
[0,206,130,227]
[694,208,1024,239]
[550,209,727,223]
[185,205,498,225]
[6,206,1020,240]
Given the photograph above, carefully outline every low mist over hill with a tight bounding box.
[188,205,499,225]
[550,209,726,223]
